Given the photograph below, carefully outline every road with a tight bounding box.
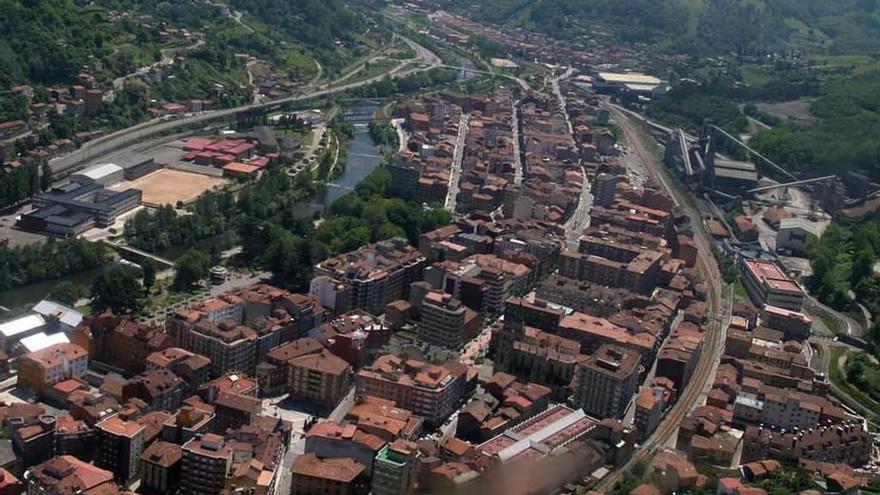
[512,99,523,186]
[553,74,590,249]
[593,106,730,494]
[445,111,470,211]
[49,35,443,177]
[111,38,206,93]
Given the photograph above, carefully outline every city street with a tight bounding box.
[444,112,470,211]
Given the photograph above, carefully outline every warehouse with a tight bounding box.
[594,72,664,95]
[71,163,124,186]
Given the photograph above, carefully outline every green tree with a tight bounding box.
[47,281,84,307]
[173,249,211,291]
[142,260,156,292]
[91,267,143,314]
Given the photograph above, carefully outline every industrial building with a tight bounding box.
[71,163,125,186]
[776,218,828,256]
[17,182,142,236]
[593,72,664,97]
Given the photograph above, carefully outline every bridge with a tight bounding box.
[103,240,175,268]
[708,124,797,182]
[747,175,837,194]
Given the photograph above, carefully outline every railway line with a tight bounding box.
[593,106,731,493]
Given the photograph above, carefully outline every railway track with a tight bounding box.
[592,106,730,493]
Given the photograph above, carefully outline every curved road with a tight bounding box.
[50,35,442,176]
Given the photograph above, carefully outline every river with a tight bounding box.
[293,103,382,218]
[0,103,383,316]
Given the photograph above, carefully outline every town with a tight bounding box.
[1,1,879,495]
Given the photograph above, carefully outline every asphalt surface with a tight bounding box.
[445,111,470,211]
[593,105,731,494]
[49,35,442,177]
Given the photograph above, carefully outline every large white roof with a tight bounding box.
[77,163,123,180]
[779,217,828,238]
[33,300,83,328]
[0,314,46,338]
[19,331,70,354]
[598,72,662,85]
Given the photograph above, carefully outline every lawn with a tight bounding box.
[828,347,880,420]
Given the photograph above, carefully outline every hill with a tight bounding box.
[447,0,880,54]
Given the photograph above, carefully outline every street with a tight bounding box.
[593,105,731,494]
[445,111,470,212]
[49,35,443,178]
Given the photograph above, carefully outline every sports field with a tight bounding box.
[110,169,227,206]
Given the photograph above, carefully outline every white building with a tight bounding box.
[71,163,125,185]
[0,314,47,351]
[776,218,828,256]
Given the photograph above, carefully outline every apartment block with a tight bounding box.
[418,291,482,349]
[355,355,463,428]
[571,345,641,419]
[288,350,353,408]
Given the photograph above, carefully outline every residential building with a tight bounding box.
[122,370,185,412]
[355,355,464,428]
[634,379,674,443]
[172,320,257,377]
[373,439,419,495]
[761,305,812,341]
[741,424,871,466]
[418,291,482,349]
[288,350,353,408]
[24,455,118,495]
[291,453,368,495]
[180,433,232,495]
[305,421,386,473]
[313,238,426,315]
[18,343,88,394]
[571,344,641,419]
[140,441,182,495]
[591,173,618,207]
[95,414,146,484]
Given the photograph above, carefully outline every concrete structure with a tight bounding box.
[180,433,232,495]
[18,343,88,394]
[776,218,828,256]
[418,291,481,349]
[288,350,353,408]
[95,414,146,483]
[571,344,641,419]
[71,163,124,185]
[373,440,419,495]
[355,355,464,428]
[18,182,142,236]
[741,259,805,311]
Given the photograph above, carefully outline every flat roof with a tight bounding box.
[0,314,45,338]
[33,300,83,328]
[76,163,123,180]
[19,331,70,353]
[598,72,662,85]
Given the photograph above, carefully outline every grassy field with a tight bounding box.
[829,347,880,419]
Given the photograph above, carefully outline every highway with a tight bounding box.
[593,105,731,493]
[49,35,443,177]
